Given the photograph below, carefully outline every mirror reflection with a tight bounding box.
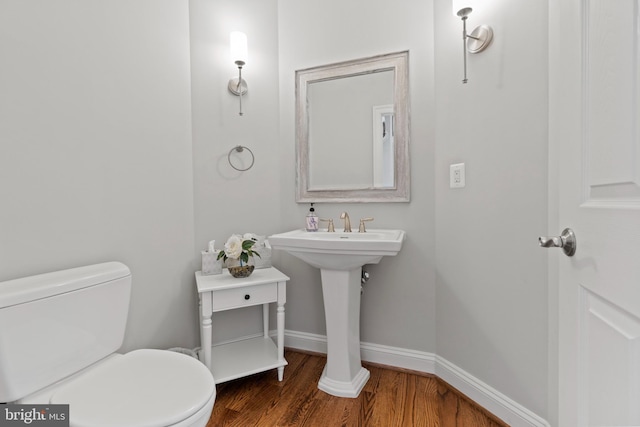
[308,71,394,190]
[296,51,410,203]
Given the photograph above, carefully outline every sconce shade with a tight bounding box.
[452,0,472,17]
[230,31,248,65]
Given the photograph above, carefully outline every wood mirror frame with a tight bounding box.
[295,51,410,203]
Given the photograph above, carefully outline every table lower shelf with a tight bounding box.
[206,336,287,384]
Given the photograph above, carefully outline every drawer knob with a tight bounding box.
[244,294,250,300]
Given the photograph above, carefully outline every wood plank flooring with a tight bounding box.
[207,349,508,427]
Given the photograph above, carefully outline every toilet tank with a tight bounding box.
[0,262,131,402]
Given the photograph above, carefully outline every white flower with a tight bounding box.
[224,234,243,259]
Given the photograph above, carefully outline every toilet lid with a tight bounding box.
[51,349,215,427]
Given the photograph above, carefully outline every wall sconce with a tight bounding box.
[228,31,248,115]
[452,0,494,84]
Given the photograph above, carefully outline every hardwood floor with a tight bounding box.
[207,349,508,427]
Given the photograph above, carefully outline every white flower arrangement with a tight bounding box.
[217,233,261,266]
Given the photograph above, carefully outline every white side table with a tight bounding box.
[195,267,289,383]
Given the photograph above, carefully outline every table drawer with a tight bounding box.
[212,283,277,311]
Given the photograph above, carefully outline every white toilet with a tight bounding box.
[0,262,216,427]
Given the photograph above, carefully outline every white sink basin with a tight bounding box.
[269,227,406,398]
[268,229,405,270]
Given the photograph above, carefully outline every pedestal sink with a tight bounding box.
[268,228,406,398]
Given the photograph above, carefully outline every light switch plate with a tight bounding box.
[450,163,465,188]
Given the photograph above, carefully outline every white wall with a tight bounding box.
[279,0,549,422]
[189,0,283,343]
[434,0,549,419]
[277,0,437,352]
[0,0,551,421]
[0,0,198,351]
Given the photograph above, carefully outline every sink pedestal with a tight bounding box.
[267,228,406,399]
[318,268,369,398]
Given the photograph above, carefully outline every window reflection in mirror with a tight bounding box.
[372,105,394,188]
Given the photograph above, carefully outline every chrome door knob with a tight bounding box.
[538,228,576,257]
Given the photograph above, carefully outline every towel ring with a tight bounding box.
[227,145,255,171]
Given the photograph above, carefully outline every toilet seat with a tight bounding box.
[50,349,215,427]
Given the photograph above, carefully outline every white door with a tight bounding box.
[549,0,640,425]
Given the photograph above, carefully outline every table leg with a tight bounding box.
[263,303,269,338]
[199,294,213,372]
[277,302,285,381]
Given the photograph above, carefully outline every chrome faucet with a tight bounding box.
[340,212,352,232]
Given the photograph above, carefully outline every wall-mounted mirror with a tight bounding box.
[296,51,410,203]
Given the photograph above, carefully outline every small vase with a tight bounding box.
[226,256,255,278]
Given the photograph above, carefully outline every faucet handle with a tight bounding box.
[319,218,335,232]
[358,217,374,232]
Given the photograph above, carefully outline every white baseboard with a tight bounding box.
[282,329,549,427]
[283,329,328,354]
[435,356,550,427]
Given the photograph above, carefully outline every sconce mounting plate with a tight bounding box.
[228,78,248,96]
[467,25,494,54]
